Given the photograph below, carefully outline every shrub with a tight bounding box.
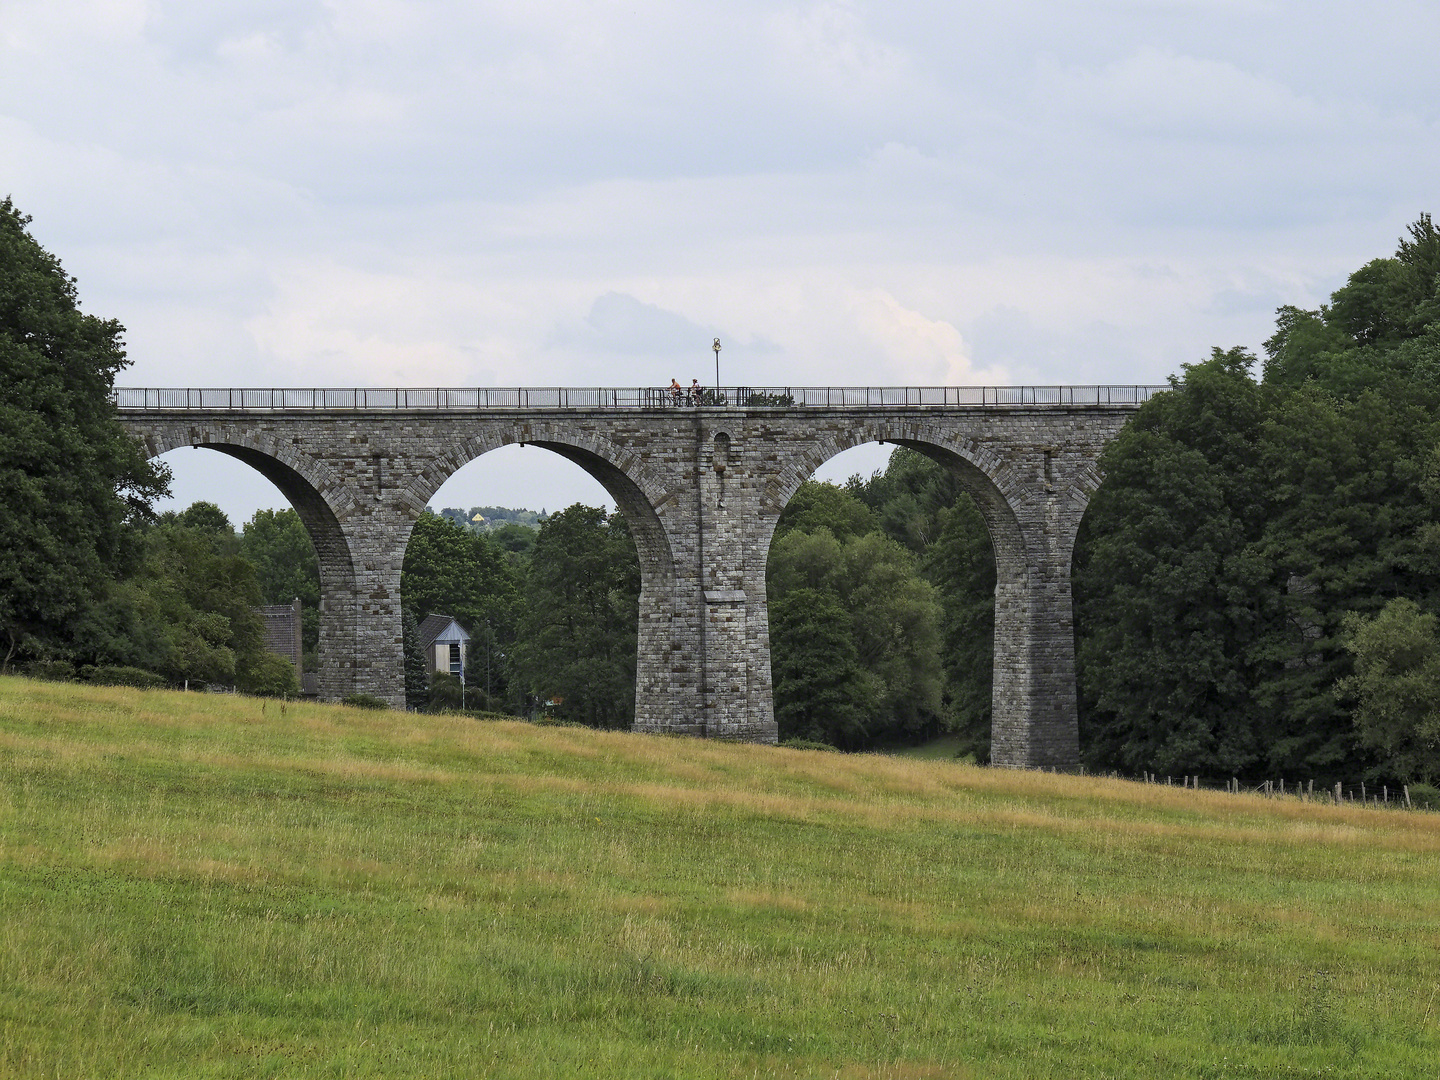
[341,693,391,710]
[1407,783,1440,811]
[428,671,463,711]
[82,665,168,689]
[20,659,77,682]
[237,652,299,698]
[744,391,795,406]
[531,715,586,728]
[780,737,839,752]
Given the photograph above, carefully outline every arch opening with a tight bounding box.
[401,436,676,729]
[763,436,1014,756]
[135,439,355,701]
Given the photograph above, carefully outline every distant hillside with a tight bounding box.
[433,505,547,533]
[3,674,1438,1078]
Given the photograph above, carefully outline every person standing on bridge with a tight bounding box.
[690,378,703,406]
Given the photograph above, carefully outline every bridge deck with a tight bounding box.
[113,385,1167,411]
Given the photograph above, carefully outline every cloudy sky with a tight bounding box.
[5,0,1438,521]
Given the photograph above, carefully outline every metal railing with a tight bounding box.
[112,385,1169,411]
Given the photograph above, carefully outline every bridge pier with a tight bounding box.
[694,426,776,740]
[323,515,410,708]
[988,503,1085,770]
[633,416,776,740]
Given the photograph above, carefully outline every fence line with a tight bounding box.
[112,385,1169,412]
[1114,770,1419,810]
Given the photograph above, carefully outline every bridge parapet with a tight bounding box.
[113,385,1167,412]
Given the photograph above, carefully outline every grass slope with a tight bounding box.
[2,676,1438,1078]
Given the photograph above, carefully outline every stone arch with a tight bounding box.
[759,417,1026,575]
[761,417,1083,768]
[395,423,683,731]
[126,421,361,702]
[398,423,675,592]
[130,422,363,523]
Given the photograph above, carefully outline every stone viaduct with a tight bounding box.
[115,385,1161,770]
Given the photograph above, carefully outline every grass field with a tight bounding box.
[2,675,1438,1078]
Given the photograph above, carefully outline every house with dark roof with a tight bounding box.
[417,614,469,678]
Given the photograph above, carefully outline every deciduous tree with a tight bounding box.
[0,199,167,669]
[1338,598,1440,784]
[240,508,321,664]
[510,504,639,728]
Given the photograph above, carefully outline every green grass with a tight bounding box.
[2,676,1438,1078]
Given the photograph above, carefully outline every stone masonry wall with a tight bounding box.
[120,403,1136,767]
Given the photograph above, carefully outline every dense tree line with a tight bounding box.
[1075,215,1440,785]
[0,201,288,693]
[399,505,639,724]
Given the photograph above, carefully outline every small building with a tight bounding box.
[417,613,470,677]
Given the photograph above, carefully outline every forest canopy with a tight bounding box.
[1074,214,1440,785]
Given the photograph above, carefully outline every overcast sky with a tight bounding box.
[5,0,1438,522]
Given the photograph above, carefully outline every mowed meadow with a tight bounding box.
[2,678,1438,1078]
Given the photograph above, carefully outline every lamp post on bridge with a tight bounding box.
[713,338,721,403]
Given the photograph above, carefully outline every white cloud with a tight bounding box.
[1041,48,1317,136]
[764,1,917,105]
[849,290,1003,386]
[243,259,533,386]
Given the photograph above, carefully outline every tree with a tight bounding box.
[240,508,321,665]
[767,483,946,748]
[1074,217,1440,780]
[489,522,537,562]
[922,497,995,758]
[1074,349,1276,777]
[851,447,966,555]
[119,506,294,695]
[403,512,520,629]
[837,531,945,739]
[511,504,639,728]
[1265,214,1440,396]
[1244,385,1440,774]
[850,449,998,753]
[775,480,878,542]
[0,198,167,669]
[1338,598,1440,784]
[177,501,239,543]
[770,587,875,746]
